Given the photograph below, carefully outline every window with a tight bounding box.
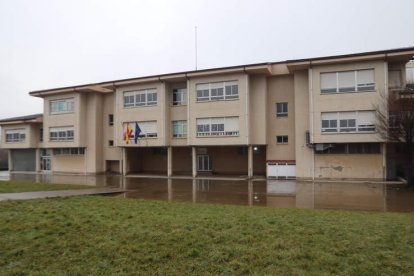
[123,121,157,141]
[196,117,239,137]
[40,128,43,142]
[172,120,187,138]
[389,70,402,88]
[108,114,114,126]
[321,69,375,93]
[108,140,114,146]
[172,88,187,106]
[197,155,211,171]
[196,81,239,102]
[49,126,74,141]
[276,102,288,117]
[53,148,85,155]
[277,135,288,144]
[321,111,375,133]
[5,129,26,143]
[50,98,74,114]
[315,143,381,154]
[123,89,157,107]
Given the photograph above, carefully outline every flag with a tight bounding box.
[135,122,141,144]
[124,123,133,144]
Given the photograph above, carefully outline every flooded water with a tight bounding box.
[1,171,413,212]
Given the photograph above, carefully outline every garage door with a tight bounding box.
[12,149,36,171]
[267,162,296,179]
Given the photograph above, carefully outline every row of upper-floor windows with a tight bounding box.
[45,69,380,115]
[122,117,240,142]
[122,80,239,108]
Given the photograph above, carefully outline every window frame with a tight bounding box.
[321,111,376,133]
[276,102,288,117]
[49,126,75,142]
[49,98,75,115]
[320,69,375,94]
[196,117,239,137]
[276,135,288,144]
[196,81,239,102]
[5,129,26,143]
[172,88,187,106]
[172,120,187,138]
[123,89,157,108]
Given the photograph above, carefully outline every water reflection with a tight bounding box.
[1,172,413,212]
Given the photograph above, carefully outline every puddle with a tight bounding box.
[2,172,413,212]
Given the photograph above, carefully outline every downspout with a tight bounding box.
[186,73,191,146]
[309,62,315,181]
[244,67,249,145]
[383,55,388,180]
[159,77,167,146]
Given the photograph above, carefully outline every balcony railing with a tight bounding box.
[196,131,239,137]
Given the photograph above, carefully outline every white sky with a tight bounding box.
[0,0,413,119]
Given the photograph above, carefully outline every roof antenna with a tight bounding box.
[195,26,198,70]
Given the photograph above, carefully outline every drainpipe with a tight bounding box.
[309,64,315,181]
[186,74,191,146]
[383,57,388,180]
[244,67,250,145]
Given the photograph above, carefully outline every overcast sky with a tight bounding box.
[0,0,413,119]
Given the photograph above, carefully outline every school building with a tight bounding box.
[1,47,413,180]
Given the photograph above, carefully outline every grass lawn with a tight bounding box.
[0,180,91,193]
[0,197,413,275]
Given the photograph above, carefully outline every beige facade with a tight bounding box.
[1,47,414,180]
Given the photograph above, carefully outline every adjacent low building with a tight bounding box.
[1,47,413,180]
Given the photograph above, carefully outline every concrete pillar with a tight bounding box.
[192,146,197,178]
[248,180,253,206]
[192,178,197,203]
[168,178,173,202]
[35,148,41,172]
[167,146,173,177]
[122,148,127,176]
[248,145,253,178]
[8,150,13,172]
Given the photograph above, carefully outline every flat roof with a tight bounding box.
[29,46,414,97]
[0,113,43,124]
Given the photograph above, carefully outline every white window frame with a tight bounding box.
[50,98,74,115]
[276,135,288,144]
[172,120,187,138]
[123,121,158,140]
[5,129,26,143]
[123,89,157,108]
[321,111,376,133]
[196,81,239,102]
[276,102,288,117]
[53,148,85,155]
[49,126,74,141]
[320,69,375,94]
[172,88,187,106]
[196,117,239,137]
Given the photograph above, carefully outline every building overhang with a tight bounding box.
[0,114,43,126]
[285,48,414,72]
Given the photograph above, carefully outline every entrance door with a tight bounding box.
[197,155,211,171]
[41,150,52,171]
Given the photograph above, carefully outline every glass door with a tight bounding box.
[41,149,52,171]
[197,155,211,171]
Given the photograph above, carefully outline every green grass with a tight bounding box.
[0,180,91,193]
[0,197,413,275]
